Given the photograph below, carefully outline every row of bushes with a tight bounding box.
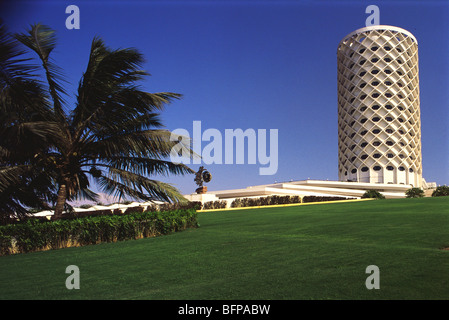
[302,196,355,203]
[364,186,449,199]
[0,201,203,226]
[405,186,449,198]
[229,195,352,208]
[73,201,202,218]
[0,208,198,256]
[231,195,301,208]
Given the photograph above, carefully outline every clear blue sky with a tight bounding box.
[2,0,448,196]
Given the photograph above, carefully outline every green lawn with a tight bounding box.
[1,197,449,300]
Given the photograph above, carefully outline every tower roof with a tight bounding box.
[338,25,418,47]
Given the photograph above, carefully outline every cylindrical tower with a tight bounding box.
[337,25,422,187]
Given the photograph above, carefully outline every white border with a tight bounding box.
[338,25,418,46]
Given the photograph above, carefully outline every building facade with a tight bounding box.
[337,25,422,187]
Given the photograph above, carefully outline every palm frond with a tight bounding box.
[0,21,53,123]
[0,164,57,216]
[0,20,38,79]
[0,121,63,149]
[14,23,67,118]
[82,129,183,159]
[96,170,187,203]
[94,157,194,177]
[0,165,31,192]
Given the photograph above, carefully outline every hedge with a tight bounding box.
[231,195,302,208]
[0,208,198,256]
[301,196,355,203]
[229,195,354,208]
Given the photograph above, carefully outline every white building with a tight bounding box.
[337,25,422,187]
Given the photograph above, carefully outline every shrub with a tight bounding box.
[361,190,385,199]
[405,187,424,198]
[230,198,242,208]
[432,185,449,197]
[202,201,227,210]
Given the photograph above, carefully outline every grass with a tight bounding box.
[0,197,449,300]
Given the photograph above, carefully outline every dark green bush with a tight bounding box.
[432,185,449,197]
[405,187,424,198]
[0,208,198,255]
[361,190,385,199]
[202,201,227,210]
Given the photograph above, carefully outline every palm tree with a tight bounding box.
[1,22,194,219]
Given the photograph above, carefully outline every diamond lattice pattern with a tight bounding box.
[337,28,422,186]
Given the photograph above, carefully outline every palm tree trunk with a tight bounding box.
[54,183,67,219]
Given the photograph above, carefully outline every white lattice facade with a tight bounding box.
[337,25,422,187]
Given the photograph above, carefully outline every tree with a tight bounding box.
[405,187,424,198]
[1,22,194,219]
[432,185,449,197]
[361,190,385,199]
